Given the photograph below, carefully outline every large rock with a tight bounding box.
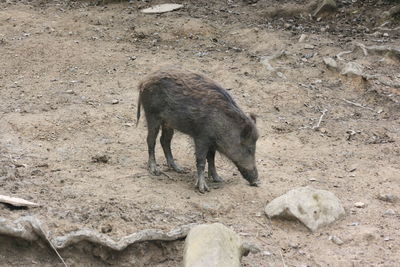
[183,223,250,267]
[265,186,345,231]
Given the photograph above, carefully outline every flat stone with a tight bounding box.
[265,186,345,232]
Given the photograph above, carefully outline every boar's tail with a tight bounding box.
[136,92,142,127]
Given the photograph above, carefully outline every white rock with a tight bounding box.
[141,4,183,14]
[264,186,345,232]
[354,202,366,208]
[298,34,307,43]
[323,57,338,70]
[341,62,364,77]
[329,235,344,245]
[384,209,396,215]
[183,223,249,267]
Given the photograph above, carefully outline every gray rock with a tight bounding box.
[323,57,338,70]
[313,0,337,18]
[265,186,345,232]
[183,223,251,267]
[377,193,397,203]
[384,209,396,216]
[341,62,364,77]
[329,235,344,245]
[354,202,366,208]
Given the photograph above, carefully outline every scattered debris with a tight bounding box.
[265,186,345,232]
[141,4,183,14]
[0,195,40,208]
[260,50,288,72]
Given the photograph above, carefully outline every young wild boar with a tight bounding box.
[136,67,259,193]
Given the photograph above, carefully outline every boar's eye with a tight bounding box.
[247,147,254,154]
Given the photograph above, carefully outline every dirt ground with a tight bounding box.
[0,0,399,266]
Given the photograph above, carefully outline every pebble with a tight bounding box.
[298,34,307,43]
[383,33,389,37]
[329,235,344,245]
[65,89,74,94]
[377,193,397,203]
[354,202,366,208]
[384,209,396,216]
[261,250,272,256]
[111,99,119,104]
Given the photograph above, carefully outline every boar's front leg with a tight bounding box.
[194,139,210,193]
[207,148,224,182]
[146,115,161,176]
[160,124,184,173]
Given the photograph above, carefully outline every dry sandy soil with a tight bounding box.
[0,0,399,266]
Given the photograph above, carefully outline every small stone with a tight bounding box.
[298,34,307,43]
[354,202,366,208]
[329,235,344,245]
[383,33,389,37]
[341,62,363,77]
[304,44,315,49]
[101,224,112,233]
[65,89,74,94]
[384,209,396,216]
[323,57,338,70]
[111,99,119,104]
[377,193,397,203]
[261,250,272,256]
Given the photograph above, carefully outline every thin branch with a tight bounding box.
[343,99,375,111]
[38,225,68,267]
[336,51,352,61]
[279,249,287,267]
[312,109,328,130]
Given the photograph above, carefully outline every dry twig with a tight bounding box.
[343,99,375,111]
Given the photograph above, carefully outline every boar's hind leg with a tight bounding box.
[146,116,161,176]
[207,148,224,182]
[194,140,210,193]
[160,124,184,173]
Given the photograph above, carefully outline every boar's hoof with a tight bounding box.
[196,179,210,194]
[169,163,185,173]
[148,164,161,176]
[212,175,224,183]
[249,180,260,187]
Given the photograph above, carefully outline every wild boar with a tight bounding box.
[137,67,259,193]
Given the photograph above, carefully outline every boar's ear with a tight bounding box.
[249,113,257,124]
[241,123,253,141]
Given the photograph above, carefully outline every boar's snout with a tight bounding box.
[237,166,259,186]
